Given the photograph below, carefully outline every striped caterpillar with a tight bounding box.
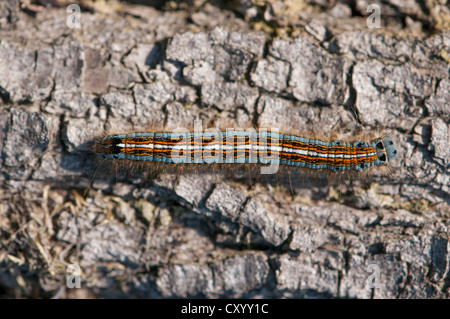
[94,127,398,175]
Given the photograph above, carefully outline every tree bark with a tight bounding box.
[0,0,448,298]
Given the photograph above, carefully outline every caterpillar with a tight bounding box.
[94,127,398,175]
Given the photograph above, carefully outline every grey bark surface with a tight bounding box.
[0,0,449,298]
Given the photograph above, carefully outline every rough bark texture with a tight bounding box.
[0,0,449,298]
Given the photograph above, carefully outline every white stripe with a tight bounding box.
[118,143,154,149]
[282,148,376,159]
[119,141,377,161]
[169,144,284,152]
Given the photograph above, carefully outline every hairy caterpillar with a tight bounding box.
[93,127,398,175]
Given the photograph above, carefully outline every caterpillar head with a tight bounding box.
[373,137,398,165]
